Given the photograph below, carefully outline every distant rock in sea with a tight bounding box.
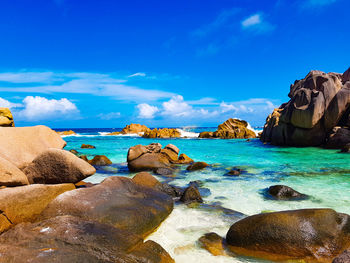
[0,108,14,127]
[199,118,256,139]
[142,128,181,138]
[57,130,76,136]
[108,123,151,135]
[261,67,350,148]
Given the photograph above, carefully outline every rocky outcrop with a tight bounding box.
[41,176,173,238]
[108,123,151,135]
[267,185,308,200]
[186,162,208,171]
[0,215,174,263]
[0,126,66,169]
[0,183,75,233]
[127,143,193,172]
[23,149,96,184]
[56,130,76,136]
[132,172,160,188]
[178,153,194,164]
[143,128,181,138]
[0,157,29,186]
[199,118,256,139]
[81,144,95,149]
[226,209,350,262]
[88,155,112,166]
[0,108,14,127]
[261,68,350,148]
[180,185,203,204]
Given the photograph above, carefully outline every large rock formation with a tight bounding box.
[127,143,193,172]
[226,209,350,262]
[0,108,14,127]
[0,157,29,186]
[199,118,256,139]
[261,68,350,147]
[56,130,76,136]
[108,123,151,135]
[0,126,66,168]
[41,176,173,238]
[143,128,181,138]
[23,149,96,184]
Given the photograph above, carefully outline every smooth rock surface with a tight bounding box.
[88,155,112,166]
[187,162,208,171]
[0,156,29,186]
[143,128,181,138]
[108,123,150,135]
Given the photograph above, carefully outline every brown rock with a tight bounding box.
[0,125,66,168]
[0,183,75,233]
[0,108,14,127]
[198,232,227,256]
[177,153,194,164]
[164,144,180,155]
[57,130,76,136]
[199,131,214,138]
[0,156,29,186]
[180,185,203,204]
[79,154,89,162]
[333,250,350,263]
[24,149,96,184]
[268,185,308,200]
[161,148,179,163]
[69,149,78,154]
[200,119,256,139]
[88,155,112,166]
[226,209,350,262]
[342,67,350,84]
[143,128,181,138]
[187,162,208,171]
[81,144,95,149]
[108,123,151,135]
[132,172,160,188]
[41,176,173,238]
[325,127,350,149]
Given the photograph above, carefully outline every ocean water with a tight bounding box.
[57,127,350,263]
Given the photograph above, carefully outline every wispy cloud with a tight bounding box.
[98,112,121,120]
[128,72,146,78]
[137,103,159,119]
[241,13,275,33]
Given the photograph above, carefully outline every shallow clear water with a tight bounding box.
[60,128,350,263]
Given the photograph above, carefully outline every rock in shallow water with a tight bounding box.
[198,232,228,256]
[88,155,112,166]
[81,144,95,149]
[180,185,203,204]
[267,185,308,200]
[226,208,350,262]
[186,162,208,171]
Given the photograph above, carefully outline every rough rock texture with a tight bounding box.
[178,153,194,164]
[81,144,95,149]
[108,123,151,135]
[226,209,350,262]
[0,156,29,186]
[23,149,96,184]
[0,184,75,233]
[325,127,350,149]
[187,162,208,171]
[198,232,227,256]
[41,176,173,238]
[0,215,174,263]
[261,68,350,148]
[268,185,308,200]
[143,128,181,138]
[333,250,350,263]
[127,143,193,172]
[228,167,243,176]
[56,130,76,136]
[0,126,66,168]
[199,119,256,139]
[180,185,203,204]
[0,108,14,127]
[88,155,112,166]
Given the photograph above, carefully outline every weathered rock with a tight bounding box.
[41,176,173,238]
[325,127,350,149]
[156,183,183,198]
[81,144,95,149]
[226,209,350,262]
[261,68,350,148]
[79,154,89,162]
[164,144,180,155]
[161,148,179,163]
[198,232,227,256]
[0,184,75,233]
[23,149,96,184]
[268,185,308,200]
[180,185,203,204]
[0,126,66,168]
[155,167,174,176]
[333,250,350,263]
[132,172,160,188]
[177,153,194,164]
[88,155,112,166]
[228,167,242,176]
[143,128,181,138]
[0,215,174,263]
[57,130,76,136]
[199,119,256,139]
[108,123,151,135]
[69,149,78,154]
[340,143,350,153]
[187,162,208,171]
[0,108,14,127]
[0,156,29,186]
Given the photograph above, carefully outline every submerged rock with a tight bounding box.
[155,167,174,176]
[41,176,173,238]
[267,185,308,200]
[198,232,227,256]
[88,155,112,166]
[81,144,96,149]
[180,185,203,204]
[199,118,256,139]
[187,162,208,171]
[23,149,96,184]
[226,208,350,262]
[0,108,14,127]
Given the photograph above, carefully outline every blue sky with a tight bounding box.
[0,0,349,128]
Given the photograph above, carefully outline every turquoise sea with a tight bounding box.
[58,127,350,263]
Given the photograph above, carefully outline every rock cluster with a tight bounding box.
[0,108,14,127]
[261,68,350,148]
[108,123,151,135]
[56,130,76,136]
[127,143,193,172]
[143,128,181,138]
[199,118,256,139]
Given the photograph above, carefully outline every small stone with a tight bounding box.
[186,162,208,171]
[180,186,203,204]
[81,144,96,149]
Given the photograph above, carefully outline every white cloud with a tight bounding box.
[0,97,22,109]
[162,95,193,117]
[241,13,275,33]
[242,14,262,27]
[128,72,146,78]
[98,112,121,120]
[137,103,159,119]
[18,96,79,121]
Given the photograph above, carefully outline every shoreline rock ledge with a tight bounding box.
[261,67,350,148]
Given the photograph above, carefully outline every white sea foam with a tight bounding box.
[177,128,199,138]
[102,132,143,137]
